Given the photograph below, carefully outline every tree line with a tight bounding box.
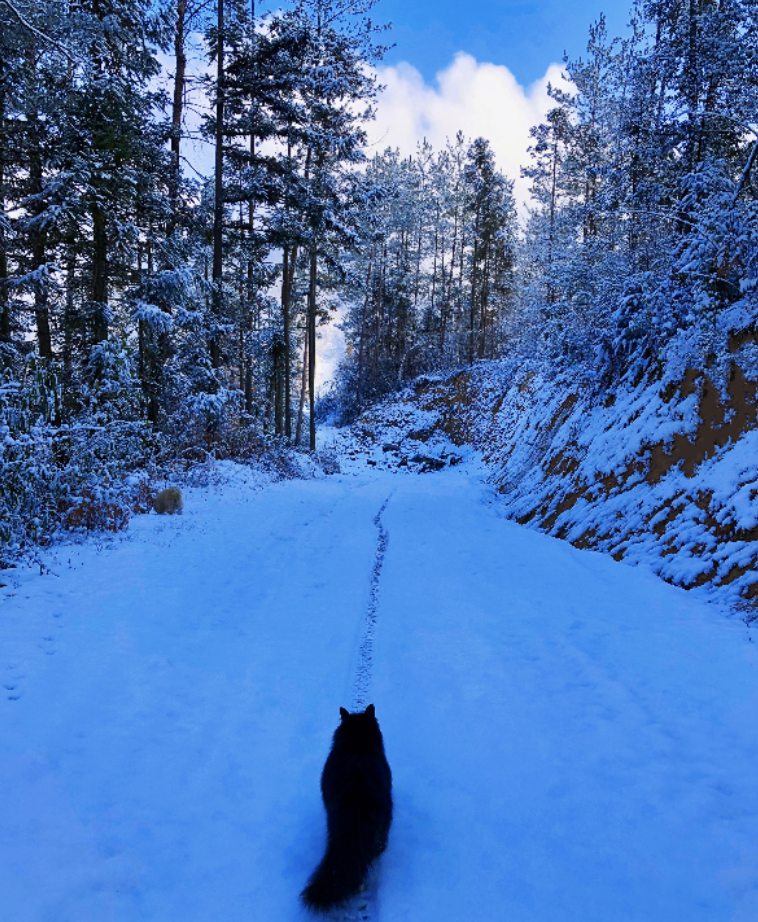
[0,0,387,553]
[333,135,518,411]
[516,0,758,381]
[332,0,758,413]
[0,0,384,452]
[2,0,758,552]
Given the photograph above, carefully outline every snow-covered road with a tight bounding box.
[2,460,757,921]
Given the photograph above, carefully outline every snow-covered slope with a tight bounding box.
[352,357,758,610]
[2,457,757,921]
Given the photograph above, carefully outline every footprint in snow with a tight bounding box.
[38,637,56,655]
[4,668,24,701]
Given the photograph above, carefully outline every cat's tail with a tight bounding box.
[301,837,371,912]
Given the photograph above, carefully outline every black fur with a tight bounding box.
[301,704,393,912]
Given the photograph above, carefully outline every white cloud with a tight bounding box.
[369,53,569,212]
[314,55,570,389]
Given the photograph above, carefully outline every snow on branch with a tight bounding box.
[0,0,78,64]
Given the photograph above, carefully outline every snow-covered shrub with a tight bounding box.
[315,446,341,475]
[0,353,159,560]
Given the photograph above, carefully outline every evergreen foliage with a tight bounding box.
[0,0,385,555]
[2,0,758,554]
[334,135,518,413]
[333,0,758,415]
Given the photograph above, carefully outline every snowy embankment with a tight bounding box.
[353,351,758,610]
[2,454,758,921]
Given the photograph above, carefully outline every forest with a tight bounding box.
[2,0,758,559]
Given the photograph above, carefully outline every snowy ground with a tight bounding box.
[2,449,758,921]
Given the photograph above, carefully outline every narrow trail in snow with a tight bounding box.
[351,492,393,711]
[329,491,393,922]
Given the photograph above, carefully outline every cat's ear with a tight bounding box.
[340,707,349,720]
[365,704,375,717]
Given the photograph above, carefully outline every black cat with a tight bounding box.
[301,704,393,912]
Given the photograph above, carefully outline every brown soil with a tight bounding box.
[358,356,758,606]
[646,365,757,482]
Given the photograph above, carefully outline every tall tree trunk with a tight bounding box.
[62,249,75,384]
[431,205,439,314]
[458,229,465,363]
[355,247,373,408]
[25,68,53,359]
[439,234,448,352]
[281,240,298,439]
[146,237,160,423]
[295,323,308,447]
[414,225,422,305]
[308,246,317,450]
[686,0,700,171]
[210,0,224,369]
[282,246,291,438]
[169,0,187,226]
[245,364,253,414]
[469,228,479,364]
[238,242,245,393]
[245,154,256,414]
[373,245,386,384]
[478,245,490,359]
[242,0,258,414]
[0,232,9,343]
[91,205,108,342]
[273,337,284,435]
[547,131,558,304]
[32,240,52,360]
[245,215,255,414]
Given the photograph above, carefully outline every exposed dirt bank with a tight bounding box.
[353,358,758,611]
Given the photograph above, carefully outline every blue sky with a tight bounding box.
[184,0,637,209]
[376,0,633,85]
[362,0,635,211]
